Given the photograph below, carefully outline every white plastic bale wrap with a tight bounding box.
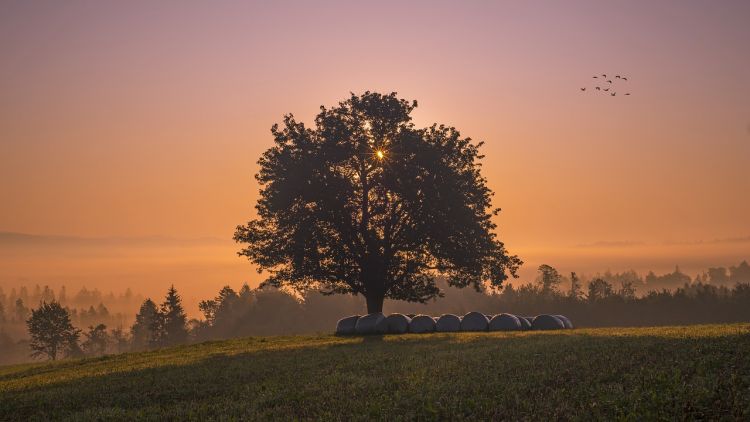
[435,314,461,332]
[532,314,565,330]
[335,315,360,335]
[354,312,388,335]
[385,313,412,334]
[409,315,437,333]
[489,313,522,331]
[554,315,573,329]
[460,311,489,332]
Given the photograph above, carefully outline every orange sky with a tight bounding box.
[1,1,749,308]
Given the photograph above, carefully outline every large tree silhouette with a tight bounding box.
[235,92,521,313]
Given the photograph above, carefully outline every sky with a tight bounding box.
[1,1,749,308]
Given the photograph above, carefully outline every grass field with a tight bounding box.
[1,324,749,420]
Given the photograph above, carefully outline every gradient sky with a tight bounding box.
[1,1,749,304]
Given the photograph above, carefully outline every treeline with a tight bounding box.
[0,284,142,328]
[4,260,750,364]
[0,285,142,364]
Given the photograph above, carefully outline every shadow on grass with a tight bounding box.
[2,328,749,420]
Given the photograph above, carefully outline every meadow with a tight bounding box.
[1,324,749,420]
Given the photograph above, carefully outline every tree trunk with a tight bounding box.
[365,291,385,314]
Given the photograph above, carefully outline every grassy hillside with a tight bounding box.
[1,324,749,420]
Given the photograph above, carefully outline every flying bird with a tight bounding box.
[603,88,609,91]
[607,80,613,83]
[593,76,598,78]
[595,86,601,90]
[625,93,631,96]
[611,92,616,96]
[616,75,621,79]
[622,77,628,81]
[602,74,607,77]
[581,87,586,91]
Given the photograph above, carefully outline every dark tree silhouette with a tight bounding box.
[26,301,80,360]
[131,298,158,350]
[81,323,109,356]
[536,264,563,295]
[588,278,615,302]
[235,92,521,313]
[155,285,188,347]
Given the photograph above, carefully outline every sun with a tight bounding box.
[375,150,385,160]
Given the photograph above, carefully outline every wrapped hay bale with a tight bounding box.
[531,314,565,330]
[554,315,573,329]
[460,311,489,332]
[385,313,411,334]
[335,315,360,336]
[489,313,522,331]
[518,316,532,330]
[409,314,436,333]
[354,312,388,335]
[435,314,461,332]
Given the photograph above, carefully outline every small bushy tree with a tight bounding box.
[26,301,80,360]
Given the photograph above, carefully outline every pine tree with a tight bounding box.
[131,299,159,350]
[158,286,188,347]
[14,299,29,322]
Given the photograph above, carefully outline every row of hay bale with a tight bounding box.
[336,311,573,335]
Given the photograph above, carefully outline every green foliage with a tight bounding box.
[1,325,748,419]
[25,301,80,361]
[235,91,521,313]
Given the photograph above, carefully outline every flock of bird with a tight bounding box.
[581,74,630,96]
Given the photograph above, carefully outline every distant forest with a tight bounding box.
[1,260,749,365]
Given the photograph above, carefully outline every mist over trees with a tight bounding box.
[1,260,749,365]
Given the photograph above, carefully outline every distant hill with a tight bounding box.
[1,324,748,420]
[0,231,227,247]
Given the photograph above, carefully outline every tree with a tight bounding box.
[569,271,583,300]
[729,261,750,283]
[14,299,29,322]
[110,327,130,353]
[156,285,188,346]
[707,267,729,284]
[234,92,521,313]
[587,278,614,302]
[618,281,637,300]
[131,299,158,350]
[81,324,109,357]
[536,264,563,295]
[26,301,80,360]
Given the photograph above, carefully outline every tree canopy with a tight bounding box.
[235,92,521,313]
[26,301,80,360]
